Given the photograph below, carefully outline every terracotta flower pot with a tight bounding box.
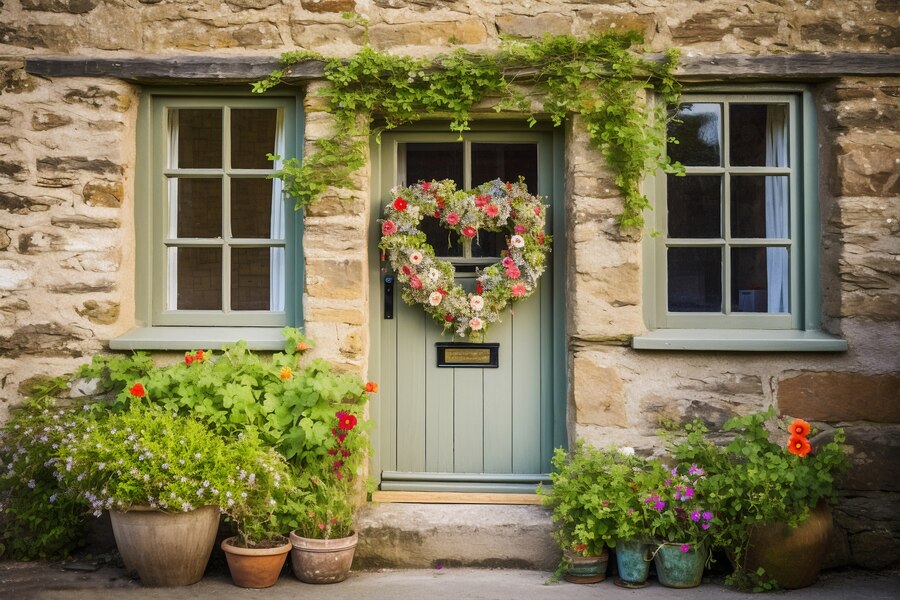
[289,530,358,584]
[563,549,609,584]
[221,536,291,588]
[109,505,219,587]
[742,501,833,589]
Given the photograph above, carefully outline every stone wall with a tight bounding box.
[0,0,898,571]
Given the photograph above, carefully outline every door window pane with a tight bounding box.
[731,176,789,239]
[231,109,278,169]
[231,247,273,310]
[403,143,463,185]
[175,178,222,238]
[667,175,721,238]
[174,247,222,310]
[175,109,222,169]
[667,247,722,312]
[231,179,276,239]
[471,143,538,192]
[668,103,721,166]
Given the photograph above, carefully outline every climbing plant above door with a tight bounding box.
[379,178,550,341]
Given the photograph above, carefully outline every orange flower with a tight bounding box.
[296,341,308,352]
[129,382,145,397]
[280,366,292,380]
[365,381,379,393]
[788,418,810,438]
[788,434,811,457]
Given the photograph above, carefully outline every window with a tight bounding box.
[635,90,846,351]
[111,91,301,350]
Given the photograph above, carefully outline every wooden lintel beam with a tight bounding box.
[24,52,900,84]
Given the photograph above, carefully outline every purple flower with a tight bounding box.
[702,523,710,530]
[690,510,701,522]
[654,500,666,511]
[670,467,678,476]
[681,487,695,500]
[702,511,713,521]
[680,544,691,553]
[689,464,704,476]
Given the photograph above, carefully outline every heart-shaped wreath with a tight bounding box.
[379,178,551,341]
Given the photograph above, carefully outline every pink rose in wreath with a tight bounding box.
[445,212,460,225]
[382,220,397,235]
[511,283,527,297]
[461,226,477,238]
[409,275,423,289]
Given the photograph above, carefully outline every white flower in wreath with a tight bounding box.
[470,295,485,311]
[409,250,424,265]
[427,268,441,281]
[428,291,443,306]
[510,234,525,248]
[469,317,484,331]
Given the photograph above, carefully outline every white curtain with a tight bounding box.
[764,106,789,313]
[269,110,286,312]
[167,109,180,311]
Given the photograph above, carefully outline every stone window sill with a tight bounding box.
[108,327,286,352]
[631,329,848,352]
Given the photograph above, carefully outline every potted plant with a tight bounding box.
[670,408,847,590]
[643,463,717,588]
[55,400,287,587]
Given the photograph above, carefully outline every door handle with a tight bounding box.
[384,276,394,320]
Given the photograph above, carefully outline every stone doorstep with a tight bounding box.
[354,502,559,571]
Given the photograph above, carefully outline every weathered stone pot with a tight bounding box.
[221,536,291,588]
[109,505,219,587]
[563,548,609,584]
[289,530,358,584]
[613,538,651,588]
[653,542,708,589]
[741,501,833,589]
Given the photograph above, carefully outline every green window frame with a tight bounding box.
[110,88,303,351]
[634,88,846,352]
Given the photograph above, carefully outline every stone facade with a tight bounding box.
[1,0,898,571]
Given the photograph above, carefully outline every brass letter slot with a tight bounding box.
[435,343,499,368]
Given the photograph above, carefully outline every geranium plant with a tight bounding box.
[379,178,550,341]
[669,408,847,585]
[643,464,717,554]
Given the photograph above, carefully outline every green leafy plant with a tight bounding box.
[668,408,847,590]
[0,380,91,559]
[253,31,681,228]
[642,463,718,554]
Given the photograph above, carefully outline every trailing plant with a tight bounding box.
[668,408,847,590]
[253,31,681,228]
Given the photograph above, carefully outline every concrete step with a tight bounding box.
[354,503,560,571]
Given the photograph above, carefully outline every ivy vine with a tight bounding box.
[253,29,681,228]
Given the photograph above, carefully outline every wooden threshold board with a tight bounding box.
[371,491,544,505]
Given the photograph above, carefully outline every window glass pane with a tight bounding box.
[470,231,504,258]
[231,109,278,169]
[667,175,721,238]
[231,179,277,239]
[403,142,464,185]
[732,247,789,313]
[730,104,788,167]
[668,103,721,166]
[174,247,222,310]
[231,247,274,311]
[176,109,222,169]
[419,216,462,258]
[175,178,221,238]
[731,176,789,238]
[471,143,538,193]
[667,247,722,312]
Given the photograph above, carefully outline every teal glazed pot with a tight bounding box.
[654,542,708,588]
[563,548,609,584]
[614,539,651,588]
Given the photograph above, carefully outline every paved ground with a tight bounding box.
[2,558,899,600]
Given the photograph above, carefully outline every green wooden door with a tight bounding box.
[370,129,565,493]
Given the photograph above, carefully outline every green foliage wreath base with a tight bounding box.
[253,29,681,228]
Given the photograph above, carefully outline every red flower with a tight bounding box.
[195,350,205,362]
[789,418,811,438]
[184,354,194,365]
[437,288,448,296]
[402,265,411,276]
[341,449,351,457]
[337,411,357,431]
[433,210,442,218]
[328,448,338,455]
[421,182,431,191]
[365,381,379,393]
[506,265,521,279]
[445,212,460,225]
[537,232,545,245]
[461,226,476,238]
[393,197,408,211]
[474,195,490,208]
[333,460,344,470]
[435,196,445,208]
[409,275,422,289]
[129,383,145,397]
[444,313,454,322]
[336,432,347,444]
[507,182,512,190]
[475,281,483,295]
[511,283,527,297]
[382,220,397,236]
[788,434,812,457]
[533,206,541,216]
[484,204,499,218]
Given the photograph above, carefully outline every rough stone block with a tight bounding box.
[36,156,121,188]
[840,291,900,321]
[833,143,900,197]
[778,371,900,423]
[63,86,130,112]
[0,191,57,213]
[50,215,119,229]
[0,322,89,358]
[496,14,572,38]
[800,20,899,50]
[21,0,98,13]
[300,0,355,12]
[573,355,628,427]
[370,20,487,48]
[0,260,32,293]
[290,23,365,55]
[0,24,47,50]
[834,424,900,492]
[225,0,281,9]
[306,258,365,300]
[31,110,72,131]
[75,300,119,325]
[0,160,28,182]
[671,10,781,45]
[82,180,123,207]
